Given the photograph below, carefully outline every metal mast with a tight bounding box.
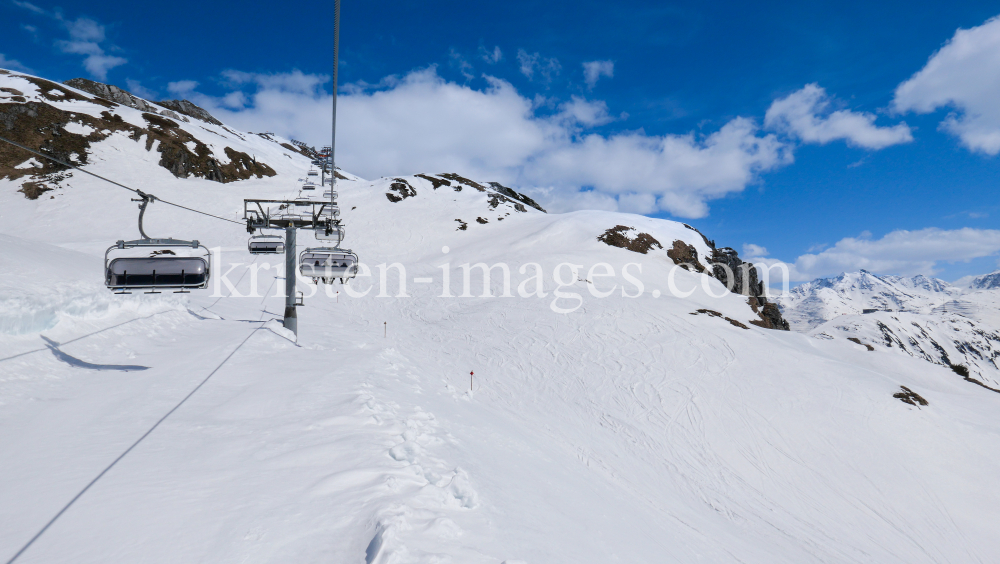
[331,0,340,201]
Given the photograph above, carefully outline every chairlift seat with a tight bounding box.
[299,248,358,283]
[248,234,285,254]
[107,257,208,289]
[316,225,344,244]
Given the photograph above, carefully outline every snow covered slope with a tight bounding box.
[0,69,315,199]
[3,69,1000,564]
[809,296,1000,389]
[776,270,960,330]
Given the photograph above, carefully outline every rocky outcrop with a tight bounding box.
[596,219,790,331]
[708,245,789,331]
[385,178,416,202]
[598,225,663,254]
[666,240,706,272]
[487,181,546,212]
[157,99,223,126]
[63,78,185,122]
[1,75,275,190]
[710,247,763,297]
[63,78,162,114]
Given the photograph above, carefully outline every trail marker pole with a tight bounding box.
[470,370,474,391]
[384,321,386,338]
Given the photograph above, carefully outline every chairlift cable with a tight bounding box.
[0,134,242,226]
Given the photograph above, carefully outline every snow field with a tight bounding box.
[1,90,999,561]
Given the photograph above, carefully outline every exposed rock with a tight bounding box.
[1,94,274,191]
[666,240,705,272]
[385,178,416,202]
[63,78,162,114]
[893,386,928,406]
[416,173,451,189]
[710,247,761,297]
[847,337,875,351]
[598,225,663,254]
[19,180,54,199]
[455,219,468,231]
[157,99,223,126]
[476,217,489,224]
[690,309,749,330]
[487,181,546,212]
[749,301,790,331]
[1,102,105,182]
[439,172,486,191]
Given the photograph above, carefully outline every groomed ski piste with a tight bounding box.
[3,71,1000,563]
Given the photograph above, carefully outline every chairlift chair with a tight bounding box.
[302,181,317,191]
[248,233,285,254]
[106,239,210,293]
[315,224,344,245]
[105,192,211,293]
[299,247,358,284]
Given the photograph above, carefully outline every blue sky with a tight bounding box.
[2,0,1000,282]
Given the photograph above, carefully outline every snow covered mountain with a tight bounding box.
[778,268,1000,389]
[967,269,1000,290]
[3,69,1000,564]
[775,269,960,330]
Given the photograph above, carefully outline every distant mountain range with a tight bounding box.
[775,270,961,330]
[777,269,1000,388]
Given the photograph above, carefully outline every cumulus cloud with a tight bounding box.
[0,53,31,72]
[167,80,199,96]
[56,18,127,79]
[187,69,333,144]
[14,2,127,80]
[765,84,913,149]
[517,49,561,83]
[893,15,1000,155]
[186,67,792,218]
[748,228,1000,281]
[582,60,614,89]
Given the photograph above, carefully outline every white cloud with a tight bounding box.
[893,15,1000,155]
[517,49,561,83]
[12,4,126,80]
[582,60,614,89]
[12,0,44,14]
[742,243,768,257]
[187,67,792,218]
[480,46,502,64]
[448,48,474,80]
[0,53,31,72]
[167,80,199,96]
[124,79,156,100]
[765,84,913,149]
[751,228,1000,281]
[52,17,125,80]
[554,96,614,127]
